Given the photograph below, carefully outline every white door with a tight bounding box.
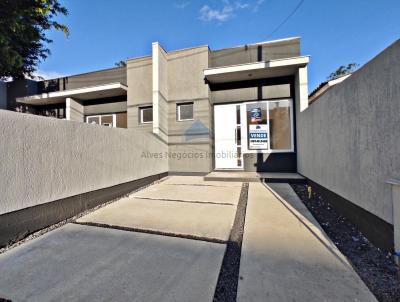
[214,104,243,169]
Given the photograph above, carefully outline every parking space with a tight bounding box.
[76,196,236,241]
[0,224,225,302]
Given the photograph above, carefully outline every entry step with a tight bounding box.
[204,172,305,183]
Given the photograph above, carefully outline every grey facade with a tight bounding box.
[7,37,308,175]
[3,37,400,254]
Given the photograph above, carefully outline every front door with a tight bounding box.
[214,104,242,169]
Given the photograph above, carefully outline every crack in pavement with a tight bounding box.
[129,196,236,207]
[72,221,227,244]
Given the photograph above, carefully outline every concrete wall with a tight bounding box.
[126,56,153,131]
[166,46,212,173]
[297,40,400,224]
[0,81,6,109]
[66,98,84,122]
[167,46,209,101]
[0,109,168,215]
[126,45,212,173]
[84,101,127,116]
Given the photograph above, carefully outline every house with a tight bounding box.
[3,37,309,175]
[308,73,351,104]
[1,38,400,256]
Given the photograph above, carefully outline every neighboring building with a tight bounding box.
[5,37,309,174]
[308,73,351,104]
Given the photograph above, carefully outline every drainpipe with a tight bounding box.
[386,179,400,268]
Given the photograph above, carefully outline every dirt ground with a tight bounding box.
[291,184,400,302]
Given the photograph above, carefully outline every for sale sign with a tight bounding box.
[249,124,268,149]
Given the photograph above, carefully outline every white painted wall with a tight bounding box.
[297,40,400,224]
[152,42,169,142]
[0,110,168,215]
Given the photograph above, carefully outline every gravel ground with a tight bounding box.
[291,184,400,302]
[213,183,249,302]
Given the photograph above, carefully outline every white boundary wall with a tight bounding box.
[297,40,400,224]
[0,110,168,215]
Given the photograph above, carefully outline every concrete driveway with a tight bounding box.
[0,176,242,302]
[0,176,377,302]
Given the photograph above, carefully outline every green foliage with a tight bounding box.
[0,0,69,80]
[115,60,127,67]
[327,63,359,81]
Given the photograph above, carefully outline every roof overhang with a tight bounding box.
[204,56,309,84]
[17,82,127,106]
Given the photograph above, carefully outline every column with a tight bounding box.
[66,98,84,122]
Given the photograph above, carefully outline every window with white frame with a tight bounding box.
[245,99,293,152]
[86,114,116,127]
[177,102,194,121]
[140,106,153,124]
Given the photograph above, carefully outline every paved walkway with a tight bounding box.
[237,182,377,302]
[0,177,377,302]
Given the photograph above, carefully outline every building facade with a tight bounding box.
[4,37,309,174]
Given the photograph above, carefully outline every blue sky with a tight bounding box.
[38,0,400,90]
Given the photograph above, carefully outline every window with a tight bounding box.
[245,99,293,152]
[177,102,194,121]
[86,114,116,127]
[268,100,292,150]
[140,106,153,124]
[87,116,100,125]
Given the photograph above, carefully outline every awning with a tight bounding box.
[16,82,127,105]
[204,56,309,84]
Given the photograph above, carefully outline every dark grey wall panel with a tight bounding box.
[243,153,297,172]
[38,67,127,93]
[307,178,394,252]
[0,81,7,109]
[7,79,38,110]
[210,39,300,68]
[0,173,167,248]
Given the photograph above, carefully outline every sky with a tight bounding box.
[38,0,400,90]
